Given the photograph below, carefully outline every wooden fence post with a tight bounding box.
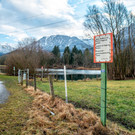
[48,75,55,100]
[27,69,29,86]
[71,75,73,81]
[84,75,86,81]
[41,69,43,81]
[26,70,28,88]
[21,71,23,86]
[34,74,36,91]
[56,75,58,81]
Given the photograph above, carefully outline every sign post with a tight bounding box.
[101,63,107,126]
[94,33,113,126]
[41,66,43,81]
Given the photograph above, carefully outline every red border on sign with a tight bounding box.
[93,33,113,63]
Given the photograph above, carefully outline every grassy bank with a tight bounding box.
[22,87,133,135]
[36,79,135,130]
[0,75,33,135]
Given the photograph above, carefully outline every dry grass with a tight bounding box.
[37,79,135,130]
[22,87,133,135]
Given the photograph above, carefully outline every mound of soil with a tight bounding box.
[22,87,130,135]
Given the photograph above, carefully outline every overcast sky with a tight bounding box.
[0,0,135,46]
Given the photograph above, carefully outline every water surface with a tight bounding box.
[0,81,10,104]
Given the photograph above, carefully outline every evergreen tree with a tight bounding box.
[52,46,60,58]
[71,45,80,66]
[77,50,83,66]
[70,45,78,65]
[72,49,83,67]
[72,45,78,54]
[52,46,60,64]
[63,46,70,65]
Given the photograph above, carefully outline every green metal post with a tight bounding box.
[101,63,107,126]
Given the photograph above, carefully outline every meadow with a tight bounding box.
[0,75,33,134]
[0,75,134,134]
[36,79,135,130]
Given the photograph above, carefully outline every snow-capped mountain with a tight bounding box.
[0,35,93,55]
[0,44,15,55]
[38,35,93,53]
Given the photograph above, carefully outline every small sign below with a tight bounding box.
[101,69,105,73]
[94,33,113,63]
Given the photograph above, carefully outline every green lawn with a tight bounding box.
[36,79,135,130]
[0,75,33,135]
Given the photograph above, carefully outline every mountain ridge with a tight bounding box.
[38,35,93,53]
[0,44,15,55]
[0,35,93,55]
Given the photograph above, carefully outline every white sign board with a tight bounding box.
[23,73,26,80]
[94,33,113,63]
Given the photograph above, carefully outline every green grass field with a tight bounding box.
[36,79,135,130]
[0,75,33,134]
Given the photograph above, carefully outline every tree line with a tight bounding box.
[51,45,94,68]
[3,38,94,76]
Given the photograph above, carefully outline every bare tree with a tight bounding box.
[5,38,52,76]
[83,48,93,67]
[126,13,135,77]
[84,0,132,79]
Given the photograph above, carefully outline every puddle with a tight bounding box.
[0,81,10,104]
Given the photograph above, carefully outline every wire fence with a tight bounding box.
[20,69,135,130]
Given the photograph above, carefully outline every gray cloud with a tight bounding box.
[0,0,85,41]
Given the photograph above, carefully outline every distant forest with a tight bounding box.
[51,45,95,68]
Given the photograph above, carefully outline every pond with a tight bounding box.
[36,68,101,80]
[0,81,10,104]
